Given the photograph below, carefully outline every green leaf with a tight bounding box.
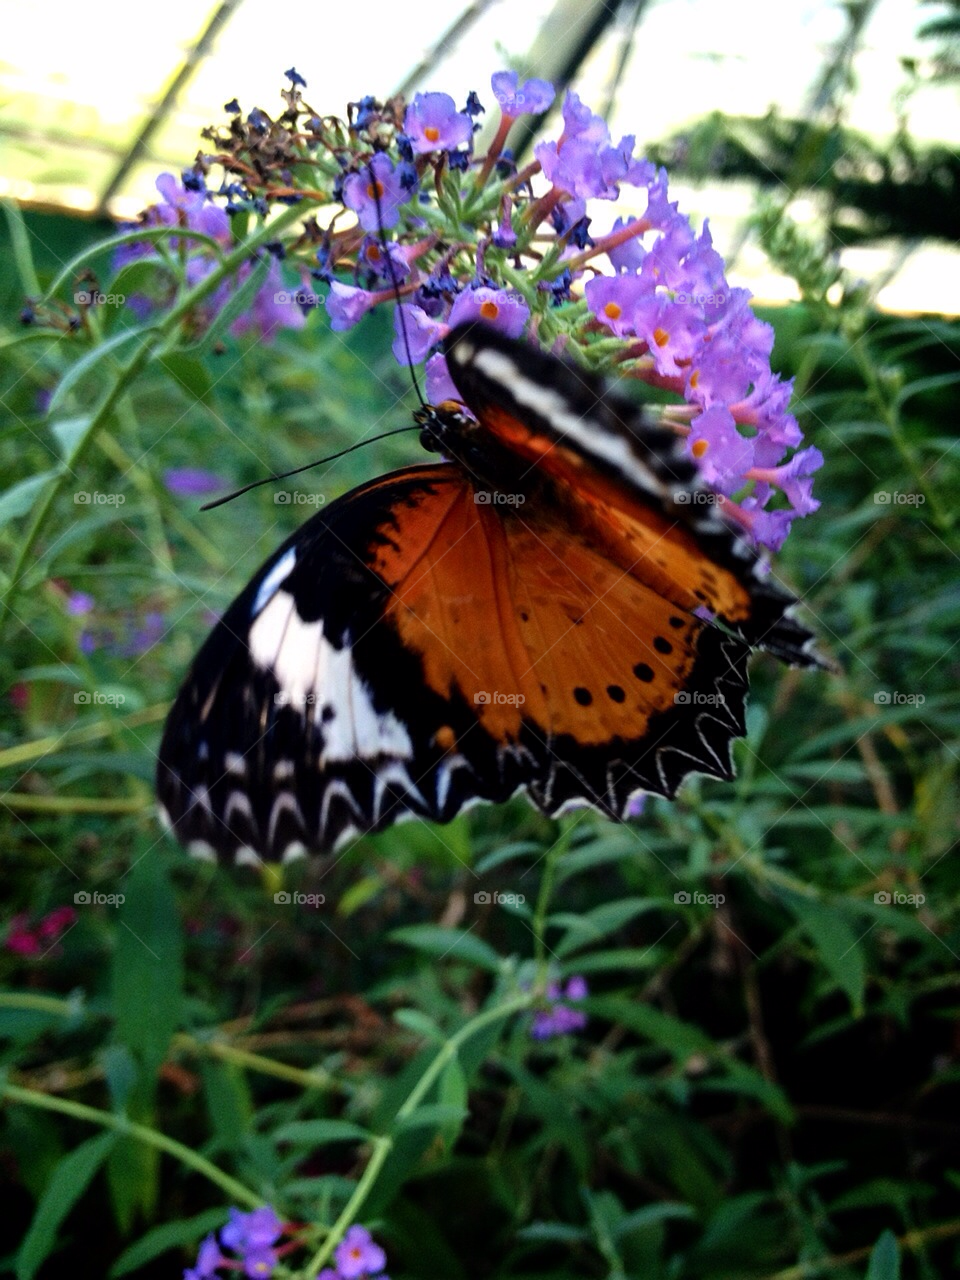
[389,924,502,972]
[47,326,154,422]
[588,997,713,1058]
[865,1229,900,1280]
[437,1051,469,1150]
[108,1207,229,1277]
[201,1061,253,1152]
[393,1008,445,1041]
[789,898,866,1014]
[158,352,213,402]
[272,1119,373,1145]
[0,471,60,531]
[552,896,662,957]
[16,1131,115,1280]
[113,854,184,1075]
[394,1103,469,1133]
[50,415,92,459]
[185,257,269,355]
[474,840,543,875]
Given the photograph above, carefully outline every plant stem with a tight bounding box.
[1,202,306,635]
[300,993,531,1276]
[757,1219,960,1280]
[1,1082,262,1208]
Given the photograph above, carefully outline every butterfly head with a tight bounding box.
[414,399,522,495]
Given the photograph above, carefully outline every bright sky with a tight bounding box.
[0,0,957,311]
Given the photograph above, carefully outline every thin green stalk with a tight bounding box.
[848,332,952,535]
[757,1219,960,1280]
[173,1034,344,1095]
[0,704,167,772]
[301,993,531,1276]
[532,829,568,971]
[0,992,77,1016]
[1,1082,262,1208]
[0,793,147,814]
[1,202,306,635]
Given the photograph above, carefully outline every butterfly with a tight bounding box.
[157,323,826,863]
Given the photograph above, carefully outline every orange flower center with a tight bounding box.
[479,300,500,321]
[425,125,441,142]
[603,301,622,320]
[692,439,708,458]
[653,327,670,348]
[366,179,384,200]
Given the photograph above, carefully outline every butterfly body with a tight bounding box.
[157,325,824,862]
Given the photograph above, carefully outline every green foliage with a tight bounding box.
[1,116,959,1280]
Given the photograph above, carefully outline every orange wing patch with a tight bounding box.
[470,401,752,627]
[372,482,704,750]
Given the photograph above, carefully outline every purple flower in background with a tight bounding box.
[220,1206,283,1253]
[404,92,473,154]
[359,236,411,285]
[448,286,529,337]
[536,92,645,201]
[335,1224,388,1278]
[425,353,460,404]
[750,446,824,516]
[584,272,651,338]
[66,591,95,616]
[491,70,555,117]
[688,406,756,493]
[184,1232,222,1280]
[606,216,646,272]
[123,610,166,657]
[117,172,230,267]
[531,976,589,1040]
[392,304,444,365]
[342,153,408,231]
[232,259,307,340]
[325,282,381,332]
[164,469,227,497]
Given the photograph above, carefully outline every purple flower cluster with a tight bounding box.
[60,584,166,659]
[531,975,589,1040]
[110,68,821,554]
[185,1206,283,1279]
[318,1223,389,1280]
[117,174,304,341]
[309,75,821,551]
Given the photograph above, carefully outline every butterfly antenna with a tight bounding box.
[367,157,427,409]
[199,427,421,511]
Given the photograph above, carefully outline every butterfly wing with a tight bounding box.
[157,457,768,862]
